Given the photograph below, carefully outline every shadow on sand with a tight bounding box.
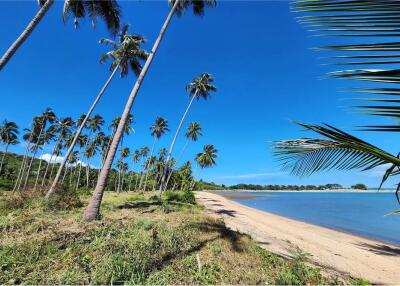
[355,242,400,256]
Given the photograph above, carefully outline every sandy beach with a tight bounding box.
[196,191,400,284]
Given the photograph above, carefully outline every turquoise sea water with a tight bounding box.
[227,191,400,245]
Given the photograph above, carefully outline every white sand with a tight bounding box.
[196,191,400,284]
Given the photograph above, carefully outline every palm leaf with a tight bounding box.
[294,0,400,131]
[273,122,400,177]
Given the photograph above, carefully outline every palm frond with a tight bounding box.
[273,122,400,177]
[294,0,400,132]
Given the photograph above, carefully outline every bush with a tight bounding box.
[46,186,83,210]
[162,191,196,204]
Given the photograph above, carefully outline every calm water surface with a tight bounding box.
[224,191,400,245]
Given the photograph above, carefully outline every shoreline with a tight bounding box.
[206,189,395,193]
[213,190,399,246]
[196,191,400,284]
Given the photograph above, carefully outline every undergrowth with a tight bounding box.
[0,190,361,285]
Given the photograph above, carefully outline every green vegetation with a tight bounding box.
[351,184,368,191]
[0,191,356,285]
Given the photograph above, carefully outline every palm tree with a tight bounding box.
[193,144,218,190]
[33,126,56,190]
[75,134,88,191]
[130,149,140,191]
[41,117,74,187]
[85,0,217,221]
[14,119,41,191]
[143,117,169,190]
[83,115,105,187]
[48,26,147,198]
[117,147,130,192]
[67,150,79,187]
[0,0,121,71]
[22,108,56,189]
[0,120,19,174]
[274,0,400,204]
[138,146,149,190]
[165,121,202,188]
[160,73,216,192]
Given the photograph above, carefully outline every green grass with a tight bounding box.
[0,190,363,285]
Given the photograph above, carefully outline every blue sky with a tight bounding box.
[0,1,397,188]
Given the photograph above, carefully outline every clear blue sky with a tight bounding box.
[0,1,397,188]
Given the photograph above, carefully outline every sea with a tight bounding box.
[222,191,400,245]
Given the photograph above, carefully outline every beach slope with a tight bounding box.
[196,191,400,284]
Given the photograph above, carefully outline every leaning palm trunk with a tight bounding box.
[143,137,156,191]
[22,125,45,189]
[75,163,83,191]
[46,65,119,199]
[0,144,10,174]
[41,135,62,187]
[0,0,54,71]
[13,141,32,192]
[160,92,197,193]
[84,0,180,221]
[134,172,141,191]
[62,165,69,184]
[85,155,94,188]
[22,146,39,190]
[33,147,46,190]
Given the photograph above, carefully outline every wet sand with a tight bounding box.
[196,191,400,284]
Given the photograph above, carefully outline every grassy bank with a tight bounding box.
[0,190,360,284]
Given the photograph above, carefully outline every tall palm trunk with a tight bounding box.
[121,169,126,192]
[143,137,156,191]
[62,165,69,184]
[13,141,32,192]
[46,65,119,199]
[160,92,197,193]
[164,140,189,190]
[0,144,10,174]
[22,146,39,190]
[134,172,141,191]
[75,163,83,191]
[41,134,62,187]
[22,125,45,190]
[84,0,180,221]
[0,0,54,71]
[86,155,94,188]
[33,147,46,190]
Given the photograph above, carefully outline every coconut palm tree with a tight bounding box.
[160,73,216,192]
[193,144,218,190]
[41,117,74,188]
[165,121,202,188]
[67,150,79,187]
[33,126,56,190]
[22,108,56,189]
[14,119,42,191]
[129,149,140,191]
[85,0,217,221]
[75,134,88,191]
[117,147,130,192]
[138,146,149,190]
[82,115,105,187]
[48,27,147,198]
[143,117,169,190]
[0,120,19,174]
[0,0,121,71]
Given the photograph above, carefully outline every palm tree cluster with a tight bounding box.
[3,0,218,221]
[274,0,400,204]
[0,110,217,196]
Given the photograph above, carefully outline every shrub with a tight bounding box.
[162,191,196,204]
